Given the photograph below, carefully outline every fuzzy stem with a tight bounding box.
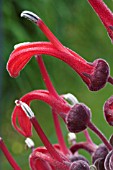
[83,129,93,144]
[88,0,113,23]
[0,138,21,170]
[36,18,71,55]
[52,109,69,155]
[70,141,97,155]
[30,116,65,163]
[108,76,113,85]
[36,55,69,155]
[36,55,59,99]
[88,121,112,151]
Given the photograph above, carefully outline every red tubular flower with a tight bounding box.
[16,101,71,170]
[29,145,70,170]
[17,101,91,170]
[88,0,113,42]
[13,90,70,137]
[6,10,113,91]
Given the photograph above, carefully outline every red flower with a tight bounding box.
[29,145,70,170]
[6,11,113,91]
[88,0,113,42]
[13,90,70,137]
[17,101,91,170]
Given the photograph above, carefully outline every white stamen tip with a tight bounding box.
[15,100,20,106]
[89,165,97,170]
[14,42,30,49]
[25,138,35,148]
[21,10,40,23]
[63,93,79,106]
[68,132,76,141]
[15,100,35,118]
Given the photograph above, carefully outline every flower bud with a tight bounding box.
[88,59,109,91]
[70,160,90,170]
[104,150,113,170]
[92,144,108,170]
[66,103,91,133]
[70,154,89,165]
[104,96,113,126]
[92,144,108,164]
[94,158,105,170]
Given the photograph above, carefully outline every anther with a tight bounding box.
[15,100,35,118]
[21,11,40,23]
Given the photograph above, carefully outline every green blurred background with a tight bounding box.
[2,0,113,169]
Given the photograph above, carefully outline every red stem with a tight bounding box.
[88,121,112,151]
[30,116,66,163]
[70,141,96,155]
[0,138,21,170]
[37,19,70,54]
[52,109,69,155]
[36,55,59,99]
[88,0,113,25]
[36,55,69,155]
[108,76,113,85]
[83,129,94,144]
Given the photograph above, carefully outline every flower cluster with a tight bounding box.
[1,1,113,170]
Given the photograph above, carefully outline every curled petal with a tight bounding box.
[12,106,32,137]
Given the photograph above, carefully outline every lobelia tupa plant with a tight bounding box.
[2,0,113,169]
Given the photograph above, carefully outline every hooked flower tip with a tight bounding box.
[15,100,35,118]
[21,10,40,23]
[14,42,30,49]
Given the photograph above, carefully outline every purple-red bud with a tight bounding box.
[70,155,89,165]
[69,160,90,170]
[87,59,109,91]
[104,96,113,126]
[92,144,108,170]
[104,150,113,170]
[92,144,108,164]
[66,103,91,133]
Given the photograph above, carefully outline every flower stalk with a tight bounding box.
[88,0,113,42]
[16,101,70,166]
[0,137,21,170]
[87,121,112,151]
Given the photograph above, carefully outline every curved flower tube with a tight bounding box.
[88,0,113,42]
[7,41,110,91]
[12,90,70,137]
[7,10,113,91]
[17,101,91,170]
[29,145,70,170]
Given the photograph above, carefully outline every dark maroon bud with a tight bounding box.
[94,158,105,170]
[109,134,113,146]
[70,154,89,165]
[69,160,90,170]
[109,153,113,170]
[92,144,108,164]
[104,96,113,126]
[66,103,91,133]
[87,59,109,91]
[104,150,113,170]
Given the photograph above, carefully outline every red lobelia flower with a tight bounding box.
[88,0,113,42]
[6,11,113,91]
[16,101,90,170]
[13,89,70,137]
